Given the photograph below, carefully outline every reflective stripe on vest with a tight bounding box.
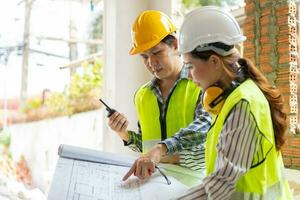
[135,79,201,153]
[205,79,292,199]
[232,178,291,200]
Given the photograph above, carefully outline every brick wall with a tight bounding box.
[244,0,299,168]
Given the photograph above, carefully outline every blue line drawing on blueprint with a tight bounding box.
[67,161,142,200]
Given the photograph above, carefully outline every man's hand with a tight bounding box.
[108,111,129,141]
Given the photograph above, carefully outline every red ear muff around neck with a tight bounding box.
[202,86,225,115]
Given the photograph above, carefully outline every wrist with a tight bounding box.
[147,144,167,164]
[118,131,129,141]
[154,144,167,157]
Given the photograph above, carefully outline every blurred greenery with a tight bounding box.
[22,98,43,114]
[47,58,103,115]
[182,0,222,7]
[0,129,11,148]
[182,0,244,8]
[21,58,103,121]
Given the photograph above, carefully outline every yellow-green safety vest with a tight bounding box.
[206,79,293,199]
[135,78,201,153]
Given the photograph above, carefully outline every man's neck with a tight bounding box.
[162,64,182,83]
[159,65,182,99]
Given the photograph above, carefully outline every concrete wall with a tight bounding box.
[9,109,103,192]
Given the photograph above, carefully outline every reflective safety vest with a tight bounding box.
[205,79,293,199]
[135,79,201,153]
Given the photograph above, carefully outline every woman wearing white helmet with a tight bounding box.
[176,6,292,200]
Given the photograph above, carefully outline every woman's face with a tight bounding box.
[182,53,222,90]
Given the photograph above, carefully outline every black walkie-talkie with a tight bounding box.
[99,99,116,117]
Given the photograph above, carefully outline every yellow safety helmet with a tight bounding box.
[129,10,177,55]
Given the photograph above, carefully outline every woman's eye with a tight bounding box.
[185,64,193,69]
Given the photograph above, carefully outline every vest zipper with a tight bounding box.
[159,84,179,140]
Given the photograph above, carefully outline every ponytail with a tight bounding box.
[238,58,287,150]
[190,49,287,150]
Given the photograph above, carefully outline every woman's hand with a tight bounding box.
[122,144,167,181]
[123,156,155,180]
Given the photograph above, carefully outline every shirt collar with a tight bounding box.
[148,66,189,89]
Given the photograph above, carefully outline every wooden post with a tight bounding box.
[68,2,78,75]
[20,0,33,106]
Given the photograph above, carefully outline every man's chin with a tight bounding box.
[154,72,164,79]
[155,75,164,80]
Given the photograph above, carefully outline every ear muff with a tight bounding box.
[202,79,242,115]
[202,86,226,115]
[201,64,248,115]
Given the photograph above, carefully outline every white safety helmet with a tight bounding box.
[178,6,246,56]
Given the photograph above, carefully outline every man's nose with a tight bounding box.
[147,55,159,69]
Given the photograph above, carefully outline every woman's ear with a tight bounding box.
[209,55,221,68]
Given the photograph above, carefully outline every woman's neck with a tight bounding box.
[218,74,235,90]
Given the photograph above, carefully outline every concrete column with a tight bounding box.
[102,0,172,154]
[148,0,172,16]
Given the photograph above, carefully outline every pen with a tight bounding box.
[155,166,171,185]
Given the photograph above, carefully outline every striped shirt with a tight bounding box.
[125,67,211,171]
[177,100,270,200]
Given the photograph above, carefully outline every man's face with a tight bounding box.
[139,42,177,80]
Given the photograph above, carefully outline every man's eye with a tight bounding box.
[141,55,148,59]
[153,51,161,55]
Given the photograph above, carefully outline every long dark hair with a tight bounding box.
[190,49,287,150]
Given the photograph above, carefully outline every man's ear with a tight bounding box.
[173,38,178,50]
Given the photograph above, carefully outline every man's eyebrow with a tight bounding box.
[149,47,162,53]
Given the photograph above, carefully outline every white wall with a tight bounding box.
[102,0,172,154]
[9,109,103,193]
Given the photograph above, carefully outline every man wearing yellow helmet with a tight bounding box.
[107,10,211,179]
